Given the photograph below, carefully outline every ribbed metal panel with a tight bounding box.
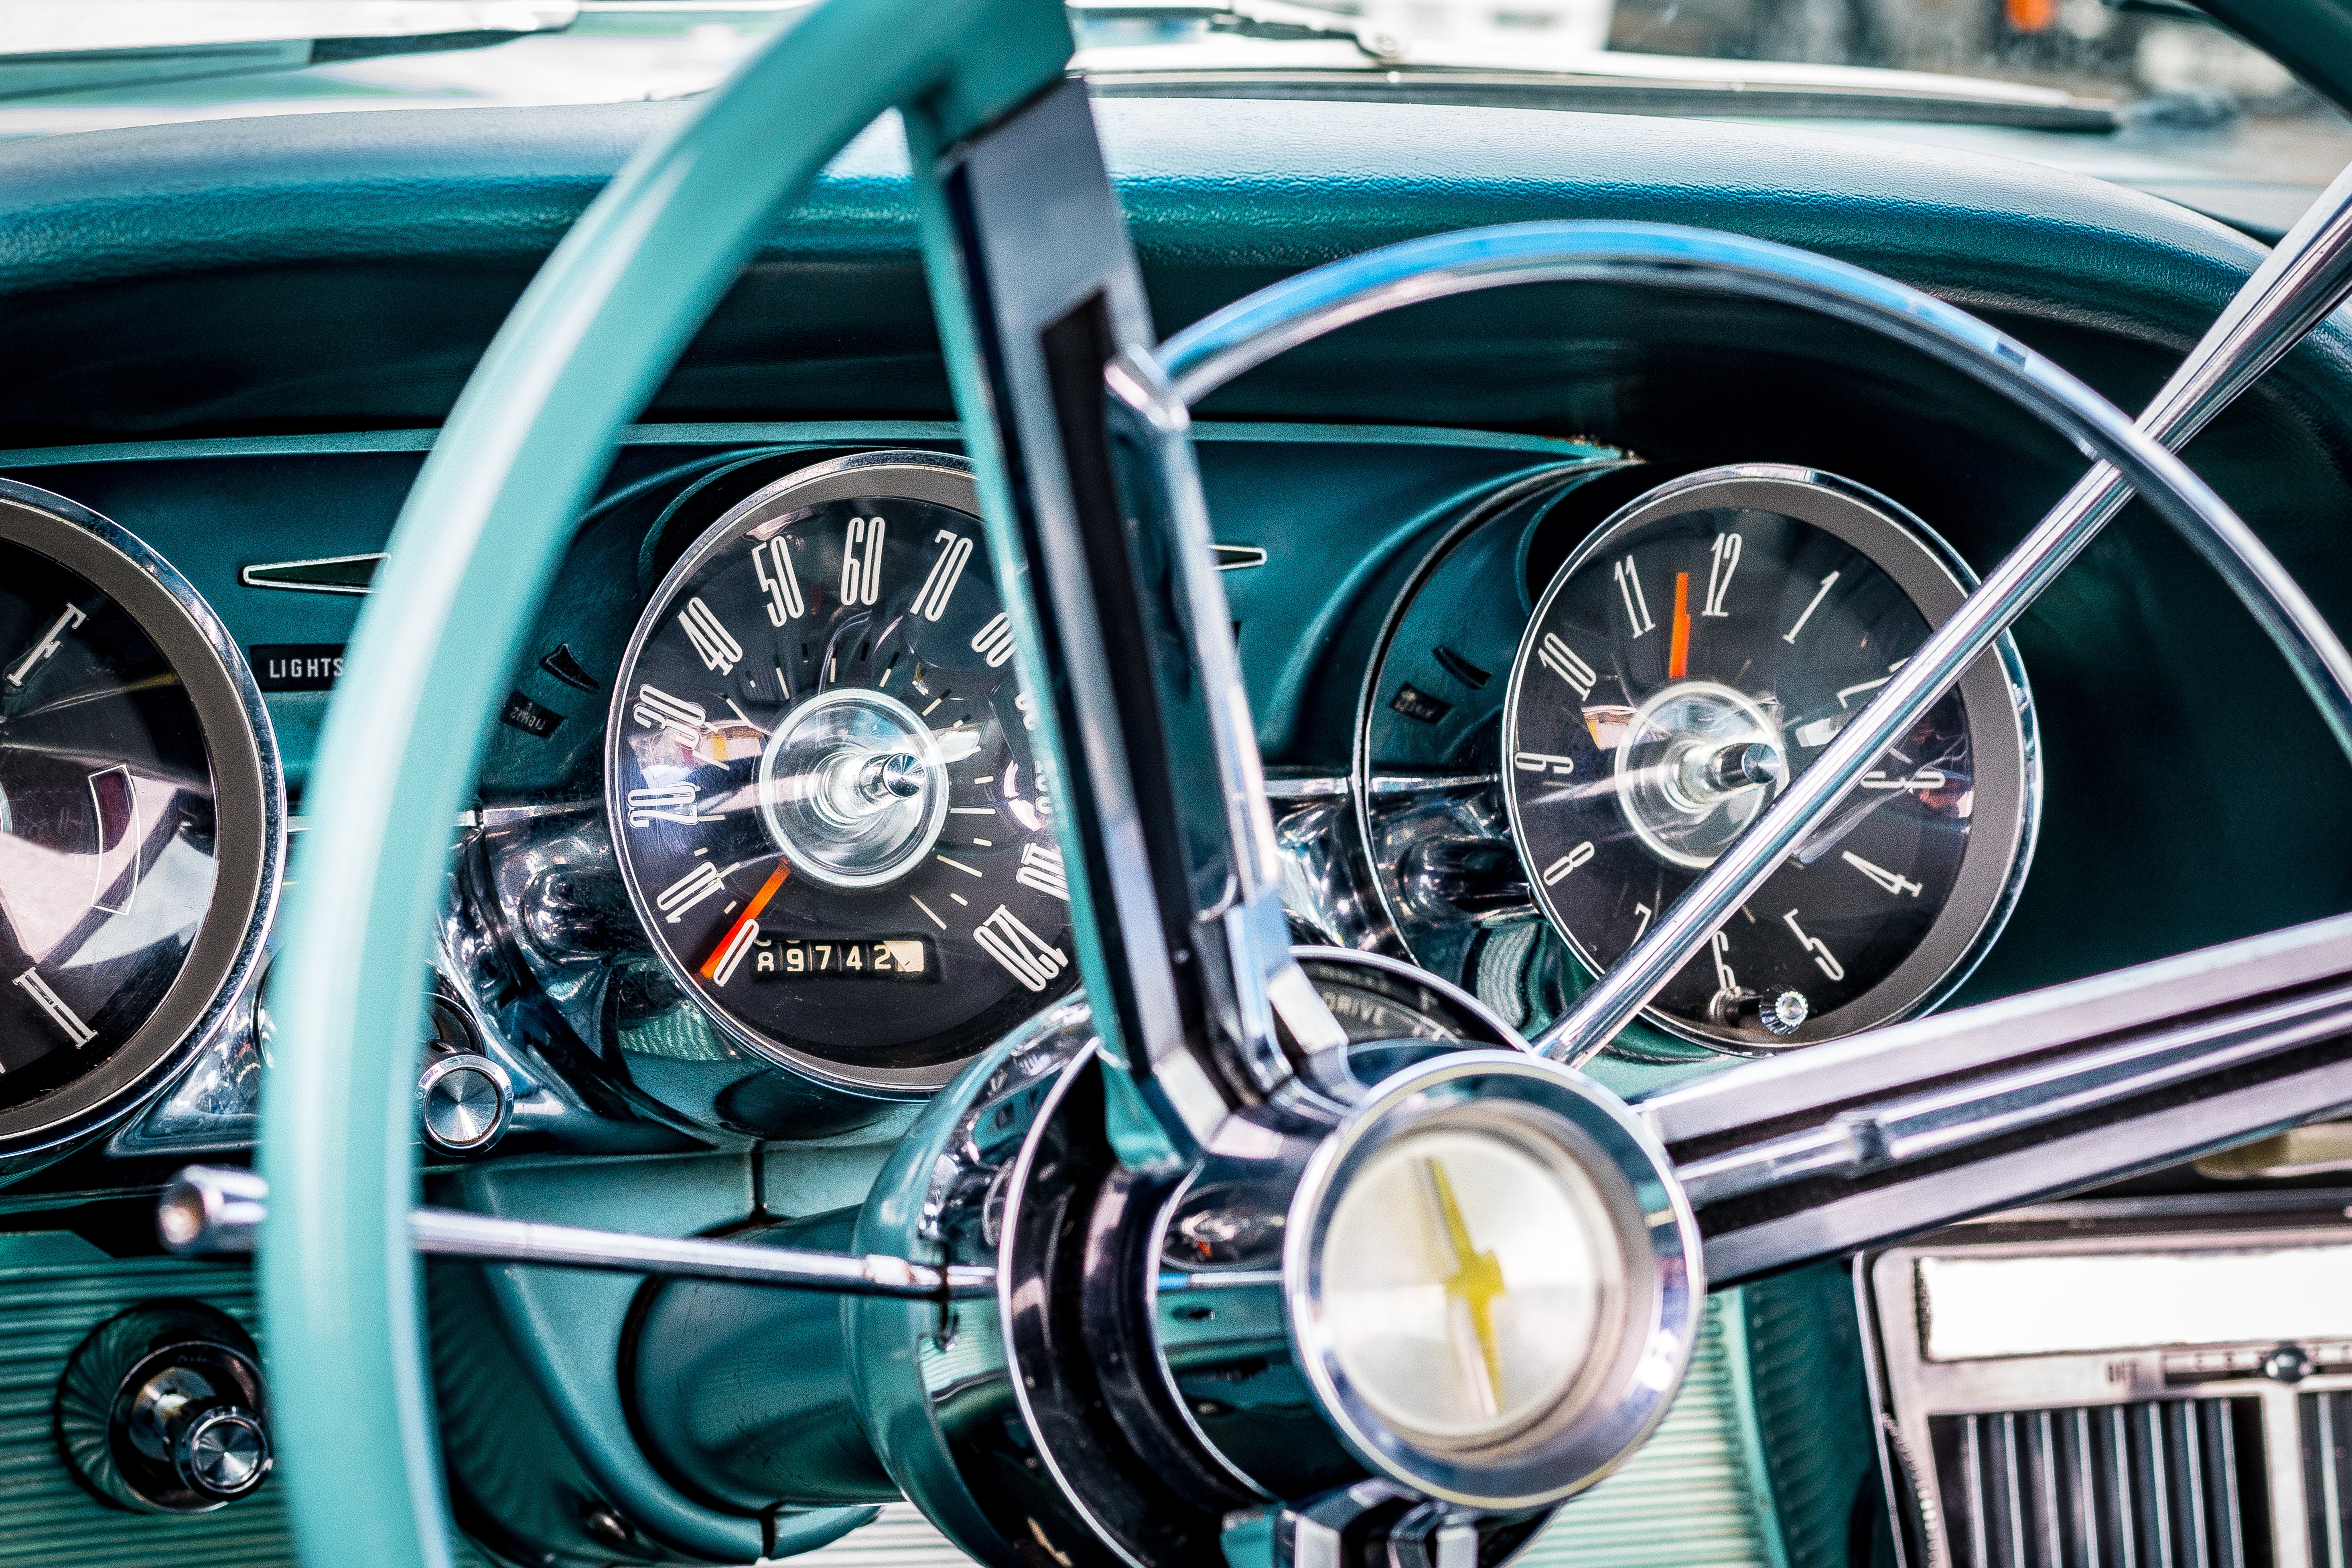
[1930,1399,2270,1568]
[0,1241,1773,1568]
[2301,1391,2352,1568]
[0,1240,499,1568]
[795,1504,978,1566]
[1519,1298,1774,1568]
[795,1296,1775,1568]
[0,1242,300,1568]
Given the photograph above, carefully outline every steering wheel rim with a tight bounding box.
[259,6,2341,1566]
[258,3,1078,1564]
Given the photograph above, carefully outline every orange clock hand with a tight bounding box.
[1668,570,1691,681]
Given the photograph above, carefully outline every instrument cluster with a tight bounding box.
[0,439,2046,1175]
[1358,462,2037,1057]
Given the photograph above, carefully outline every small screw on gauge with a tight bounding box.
[1710,988,1810,1037]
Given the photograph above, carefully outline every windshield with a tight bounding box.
[3,0,2345,238]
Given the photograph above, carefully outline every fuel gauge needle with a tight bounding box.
[701,863,788,982]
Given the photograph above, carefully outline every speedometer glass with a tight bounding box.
[1,541,217,1096]
[607,452,1074,1093]
[1502,466,2035,1051]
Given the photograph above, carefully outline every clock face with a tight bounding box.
[1503,467,2034,1050]
[606,454,1075,1093]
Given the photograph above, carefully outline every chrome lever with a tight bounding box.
[158,1166,994,1300]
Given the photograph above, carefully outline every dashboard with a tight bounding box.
[2,86,2352,1564]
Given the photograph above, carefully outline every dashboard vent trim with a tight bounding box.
[1931,1398,2268,1568]
[1862,1196,2352,1568]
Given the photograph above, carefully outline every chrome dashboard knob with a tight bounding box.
[56,1301,272,1513]
[168,1400,271,1499]
[417,1051,512,1156]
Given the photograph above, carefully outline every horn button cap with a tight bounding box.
[1285,1053,1703,1510]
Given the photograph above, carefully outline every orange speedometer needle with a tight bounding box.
[701,863,789,980]
[1669,570,1692,680]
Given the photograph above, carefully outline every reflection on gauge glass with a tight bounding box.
[606,452,1074,1094]
[0,483,275,1152]
[1502,466,2035,1051]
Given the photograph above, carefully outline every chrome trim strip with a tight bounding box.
[1641,913,2352,1146]
[237,551,387,595]
[1642,913,2352,1282]
[404,1208,995,1298]
[1674,980,2352,1206]
[158,1166,993,1298]
[1701,1058,2352,1283]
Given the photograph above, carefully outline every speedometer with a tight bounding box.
[605,452,1074,1094]
[1502,465,2036,1051]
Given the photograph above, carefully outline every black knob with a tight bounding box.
[56,1302,272,1513]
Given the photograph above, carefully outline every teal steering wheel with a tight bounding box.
[259,1,2338,1564]
[259,3,1078,1563]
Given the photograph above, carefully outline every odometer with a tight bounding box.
[606,452,1074,1094]
[1501,466,2036,1051]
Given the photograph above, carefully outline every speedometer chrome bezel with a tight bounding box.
[604,449,1030,1098]
[0,479,282,1165]
[1501,463,2039,1054]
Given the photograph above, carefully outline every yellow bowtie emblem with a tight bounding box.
[1423,1158,1507,1415]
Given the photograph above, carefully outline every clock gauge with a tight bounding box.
[1502,465,2037,1051]
[0,480,277,1160]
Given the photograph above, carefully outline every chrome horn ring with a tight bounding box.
[1147,201,2352,1071]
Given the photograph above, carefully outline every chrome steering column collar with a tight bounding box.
[843,960,1699,1564]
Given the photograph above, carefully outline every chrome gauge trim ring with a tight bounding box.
[1283,1050,1703,1509]
[604,449,1054,1097]
[1501,465,2038,1055]
[1289,945,1533,1051]
[1347,466,1625,978]
[0,479,282,1161]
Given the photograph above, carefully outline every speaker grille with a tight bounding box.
[2302,1390,2352,1568]
[1929,1399,2271,1568]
